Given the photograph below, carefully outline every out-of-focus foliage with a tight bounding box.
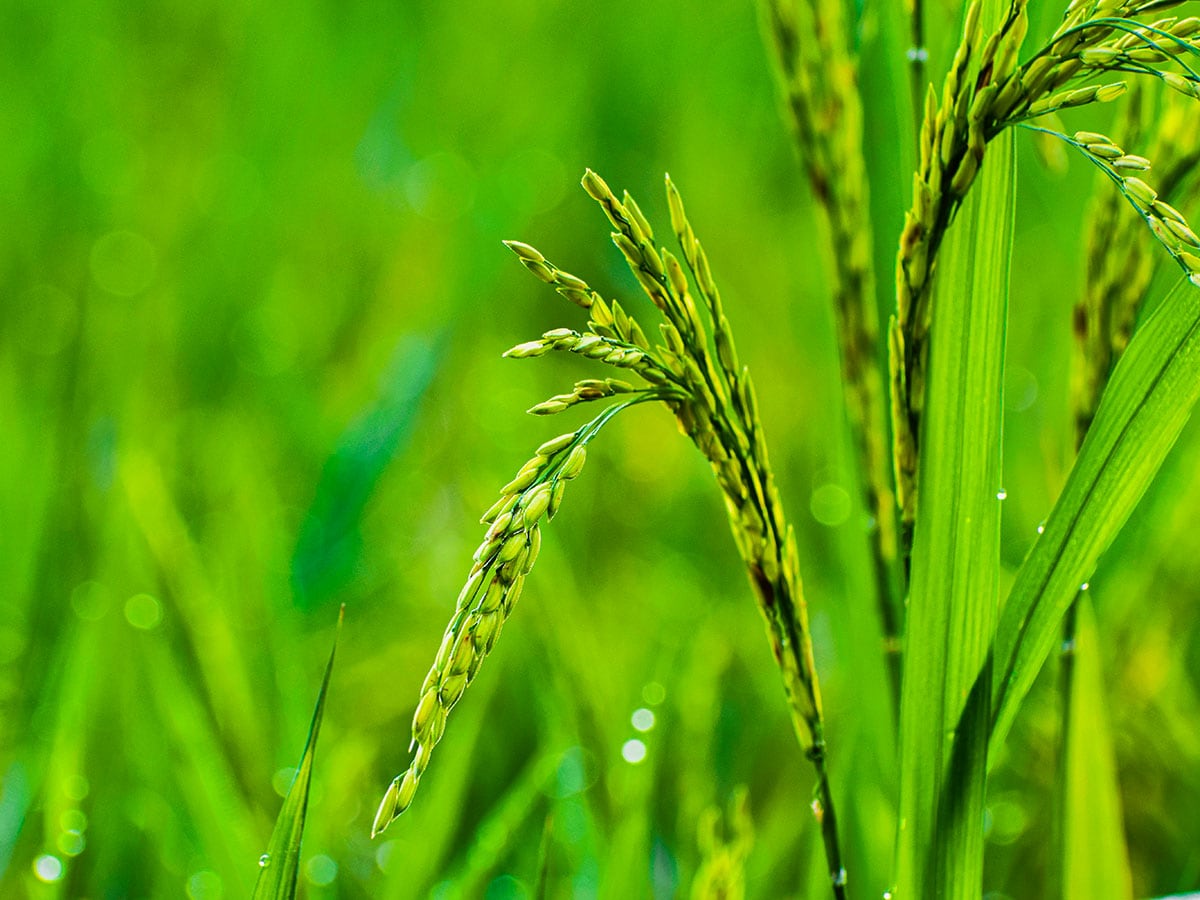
[1,0,1198,897]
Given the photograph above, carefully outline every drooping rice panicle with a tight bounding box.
[889,0,1200,544]
[370,394,670,837]
[1073,85,1200,443]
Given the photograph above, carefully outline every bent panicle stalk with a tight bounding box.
[374,170,849,898]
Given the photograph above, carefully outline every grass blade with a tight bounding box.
[894,128,1015,897]
[253,606,344,900]
[1058,595,1133,900]
[991,280,1200,754]
[291,335,441,611]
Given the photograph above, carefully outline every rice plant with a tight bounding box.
[370,0,1200,895]
[6,0,1200,897]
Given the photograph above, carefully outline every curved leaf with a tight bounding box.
[991,280,1200,755]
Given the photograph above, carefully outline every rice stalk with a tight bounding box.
[374,169,850,897]
[762,0,904,700]
[889,0,1200,548]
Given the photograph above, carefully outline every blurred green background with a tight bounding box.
[3,0,1199,897]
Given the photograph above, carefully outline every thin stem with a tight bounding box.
[810,731,848,900]
[908,0,928,149]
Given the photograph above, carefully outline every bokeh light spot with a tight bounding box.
[71,581,112,622]
[375,839,400,873]
[33,854,63,883]
[1004,365,1039,412]
[631,708,656,732]
[13,286,77,356]
[305,854,337,886]
[641,682,666,706]
[404,152,475,222]
[186,869,223,899]
[124,593,163,630]
[810,484,852,527]
[57,831,86,856]
[621,739,647,764]
[272,767,298,798]
[59,809,87,833]
[90,230,157,296]
[64,775,90,801]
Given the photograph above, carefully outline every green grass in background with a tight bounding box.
[2,0,1199,897]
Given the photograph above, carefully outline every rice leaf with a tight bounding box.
[252,606,344,900]
[894,128,1015,897]
[1059,595,1133,900]
[991,279,1200,754]
[291,335,441,610]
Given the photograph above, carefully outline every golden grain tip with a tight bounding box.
[503,240,545,263]
[502,340,548,359]
[1163,72,1200,99]
[371,778,402,838]
[1095,82,1127,102]
[581,168,612,201]
[536,432,576,457]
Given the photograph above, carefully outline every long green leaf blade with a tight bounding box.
[894,129,1015,898]
[991,280,1200,754]
[253,606,344,900]
[1059,595,1133,900]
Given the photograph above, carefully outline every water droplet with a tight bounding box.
[884,893,894,900]
[1060,638,1076,654]
[996,489,1008,500]
[1036,522,1045,534]
[258,854,271,869]
[1080,582,1090,591]
[833,867,848,887]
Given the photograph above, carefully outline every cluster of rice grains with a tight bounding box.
[891,0,1200,530]
[1073,86,1200,443]
[372,171,839,877]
